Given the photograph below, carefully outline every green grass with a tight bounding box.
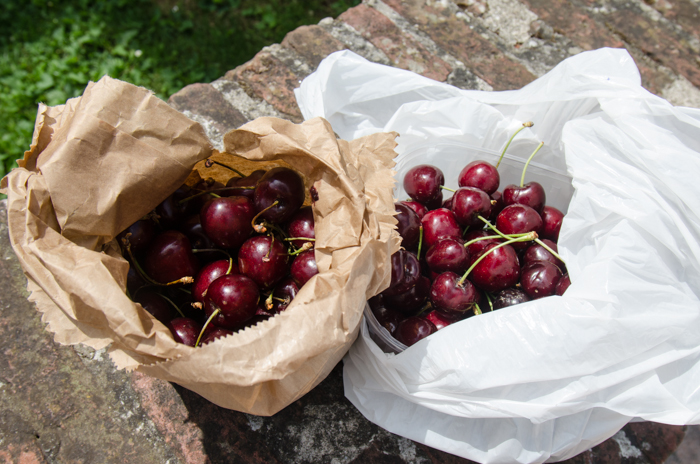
[0,0,359,180]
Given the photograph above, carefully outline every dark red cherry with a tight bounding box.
[200,327,234,345]
[144,230,200,284]
[451,187,492,227]
[253,167,305,224]
[204,274,260,329]
[369,295,403,335]
[429,272,482,316]
[400,200,428,219]
[394,202,422,250]
[192,259,238,303]
[155,185,200,229]
[495,204,543,250]
[133,290,176,324]
[469,243,520,293]
[541,206,565,242]
[403,164,444,204]
[118,219,157,258]
[167,317,201,346]
[458,160,500,195]
[464,230,502,267]
[223,169,266,200]
[200,196,256,250]
[522,239,565,273]
[520,261,563,299]
[271,277,300,313]
[492,287,530,310]
[238,235,290,290]
[394,316,437,346]
[384,275,431,315]
[290,249,318,287]
[489,190,505,222]
[425,237,469,275]
[424,310,462,330]
[503,182,546,214]
[382,250,421,298]
[421,208,461,248]
[555,274,571,295]
[178,214,219,262]
[286,206,315,249]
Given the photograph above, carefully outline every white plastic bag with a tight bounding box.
[294,48,700,463]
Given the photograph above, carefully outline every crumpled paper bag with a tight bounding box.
[1,75,400,414]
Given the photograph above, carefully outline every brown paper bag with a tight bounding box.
[1,76,400,414]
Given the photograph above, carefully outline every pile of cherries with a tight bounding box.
[371,125,571,347]
[119,162,318,347]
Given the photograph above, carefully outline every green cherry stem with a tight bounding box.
[457,232,537,286]
[195,308,220,347]
[159,293,186,318]
[416,226,424,261]
[441,186,456,193]
[496,121,534,169]
[520,141,544,187]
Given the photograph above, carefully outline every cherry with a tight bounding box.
[457,160,499,195]
[420,208,461,248]
[271,277,300,312]
[126,266,147,295]
[238,235,290,290]
[541,205,565,242]
[200,327,234,345]
[286,206,315,249]
[200,196,256,249]
[489,191,505,222]
[384,275,431,314]
[451,187,492,227]
[423,192,444,211]
[204,274,260,329]
[290,249,318,287]
[394,316,437,346]
[382,250,421,298]
[425,236,469,275]
[143,230,200,284]
[155,185,200,229]
[224,169,266,200]
[369,295,403,335]
[167,317,201,346]
[192,259,237,303]
[495,204,543,250]
[520,260,563,299]
[178,214,219,262]
[403,164,444,204]
[492,288,530,310]
[522,239,565,273]
[469,242,520,293]
[400,200,428,219]
[118,219,157,258]
[133,290,177,324]
[555,273,571,295]
[503,181,546,214]
[463,230,502,266]
[394,202,422,250]
[424,309,462,330]
[253,167,305,224]
[429,272,482,316]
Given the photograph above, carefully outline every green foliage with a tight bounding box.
[0,0,359,181]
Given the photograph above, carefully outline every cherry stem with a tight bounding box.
[159,293,186,318]
[457,232,537,286]
[195,308,219,347]
[477,215,511,241]
[251,200,279,231]
[441,186,456,193]
[265,293,274,310]
[205,159,245,177]
[520,141,544,187]
[416,226,424,261]
[288,241,313,256]
[192,248,232,260]
[463,232,529,248]
[474,302,482,316]
[534,238,566,264]
[177,189,220,205]
[496,121,534,169]
[485,292,494,312]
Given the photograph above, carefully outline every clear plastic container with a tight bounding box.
[366,141,574,354]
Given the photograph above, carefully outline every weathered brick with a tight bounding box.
[281,24,348,69]
[225,50,304,122]
[624,422,686,464]
[382,0,536,90]
[649,0,700,43]
[339,4,452,81]
[169,83,249,137]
